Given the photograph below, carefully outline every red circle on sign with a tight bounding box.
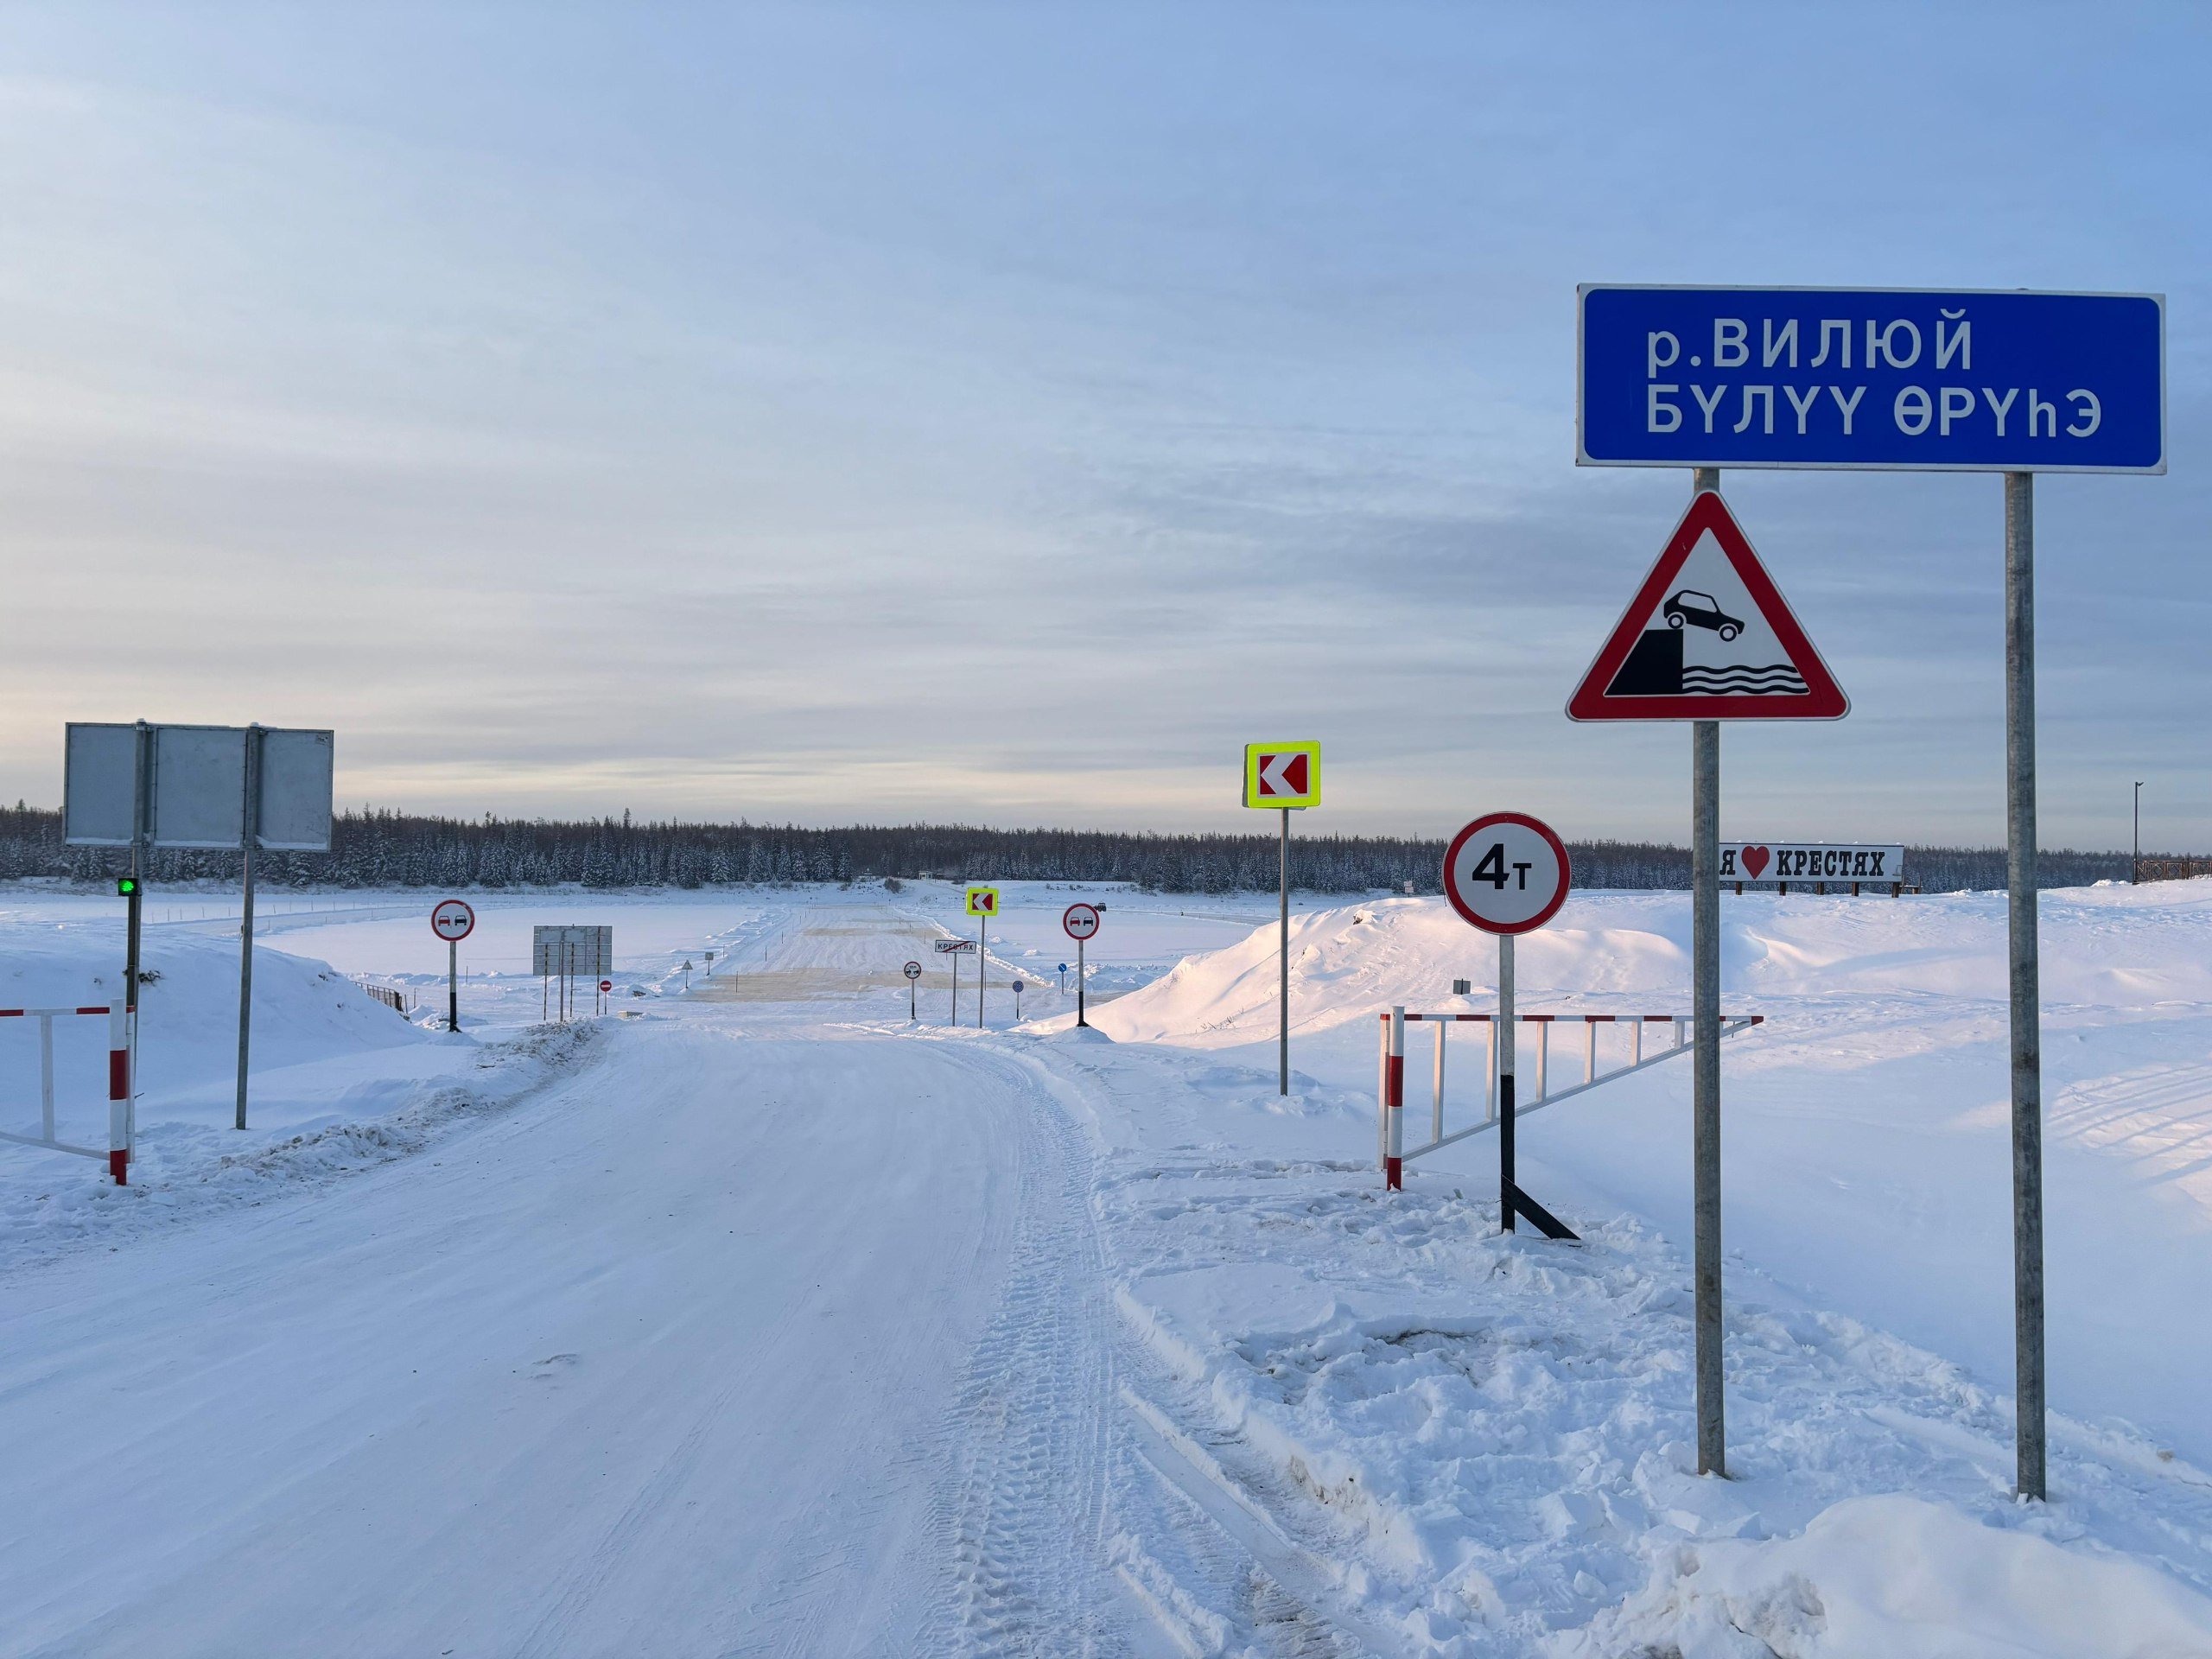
[599,979,612,993]
[430,899,475,942]
[1440,813,1572,936]
[1063,903,1100,940]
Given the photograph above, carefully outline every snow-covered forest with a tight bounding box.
[0,802,2166,893]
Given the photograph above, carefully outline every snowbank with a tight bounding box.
[0,921,594,1263]
[1580,1493,2212,1658]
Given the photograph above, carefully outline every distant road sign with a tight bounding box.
[599,979,612,994]
[1723,842,1904,883]
[903,960,922,980]
[965,886,1000,918]
[532,925,612,976]
[430,899,475,943]
[1442,813,1572,936]
[1062,902,1100,940]
[1243,742,1321,808]
[1578,286,2164,473]
[933,938,976,954]
[1567,493,1846,721]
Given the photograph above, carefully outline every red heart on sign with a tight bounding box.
[1741,845,1770,879]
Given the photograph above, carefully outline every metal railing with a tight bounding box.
[1377,1007,1764,1167]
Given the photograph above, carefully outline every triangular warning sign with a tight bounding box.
[1567,492,1847,721]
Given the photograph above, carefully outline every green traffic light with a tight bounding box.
[117,876,138,896]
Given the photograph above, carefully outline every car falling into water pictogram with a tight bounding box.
[1663,588,1745,642]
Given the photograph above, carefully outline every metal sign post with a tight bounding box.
[903,959,922,1020]
[1242,742,1321,1094]
[65,720,335,1144]
[932,938,970,1022]
[965,887,999,1027]
[234,725,262,1131]
[432,901,475,1032]
[1440,811,1576,1243]
[2005,469,2045,1498]
[1576,283,2166,1499]
[1063,904,1100,1028]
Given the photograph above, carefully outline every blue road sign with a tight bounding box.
[1579,287,2164,474]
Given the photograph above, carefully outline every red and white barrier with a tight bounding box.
[1383,1005,1405,1191]
[0,1004,131,1184]
[1376,1007,1764,1177]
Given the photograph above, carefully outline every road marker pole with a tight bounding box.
[1077,937,1087,1027]
[107,1002,130,1185]
[1242,743,1320,1096]
[1280,806,1290,1095]
[1384,1005,1405,1190]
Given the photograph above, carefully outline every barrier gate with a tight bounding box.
[1377,1007,1763,1175]
[0,1003,133,1184]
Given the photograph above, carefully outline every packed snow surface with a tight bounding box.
[0,878,2208,1655]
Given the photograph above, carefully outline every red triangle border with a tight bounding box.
[1565,493,1848,721]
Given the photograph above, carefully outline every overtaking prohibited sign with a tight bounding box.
[430,899,475,942]
[1062,903,1099,940]
[1567,492,1847,721]
[1442,813,1571,935]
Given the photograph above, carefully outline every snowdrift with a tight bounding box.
[1085,880,2212,1046]
[1,921,445,1173]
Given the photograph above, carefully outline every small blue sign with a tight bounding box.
[1579,287,2164,473]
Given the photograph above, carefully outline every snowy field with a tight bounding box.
[2,877,2209,1656]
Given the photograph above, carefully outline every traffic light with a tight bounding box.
[116,875,138,898]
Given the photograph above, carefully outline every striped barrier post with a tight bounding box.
[108,1002,130,1185]
[1384,1005,1405,1191]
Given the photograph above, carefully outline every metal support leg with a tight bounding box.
[2006,470,2047,1502]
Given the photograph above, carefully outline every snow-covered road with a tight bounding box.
[1,918,1125,1654]
[8,884,2212,1656]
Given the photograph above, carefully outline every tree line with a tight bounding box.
[0,803,2150,893]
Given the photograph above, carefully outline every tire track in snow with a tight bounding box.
[917,1047,1128,1656]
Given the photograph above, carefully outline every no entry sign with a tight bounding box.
[1442,813,1571,936]
[430,899,475,942]
[1062,903,1099,940]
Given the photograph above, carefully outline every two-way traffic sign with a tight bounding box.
[1567,492,1846,721]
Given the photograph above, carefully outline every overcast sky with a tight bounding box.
[1,4,2206,847]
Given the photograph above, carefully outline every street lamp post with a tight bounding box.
[2134,781,2145,885]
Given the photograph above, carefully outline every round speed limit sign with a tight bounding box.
[1442,812,1571,935]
